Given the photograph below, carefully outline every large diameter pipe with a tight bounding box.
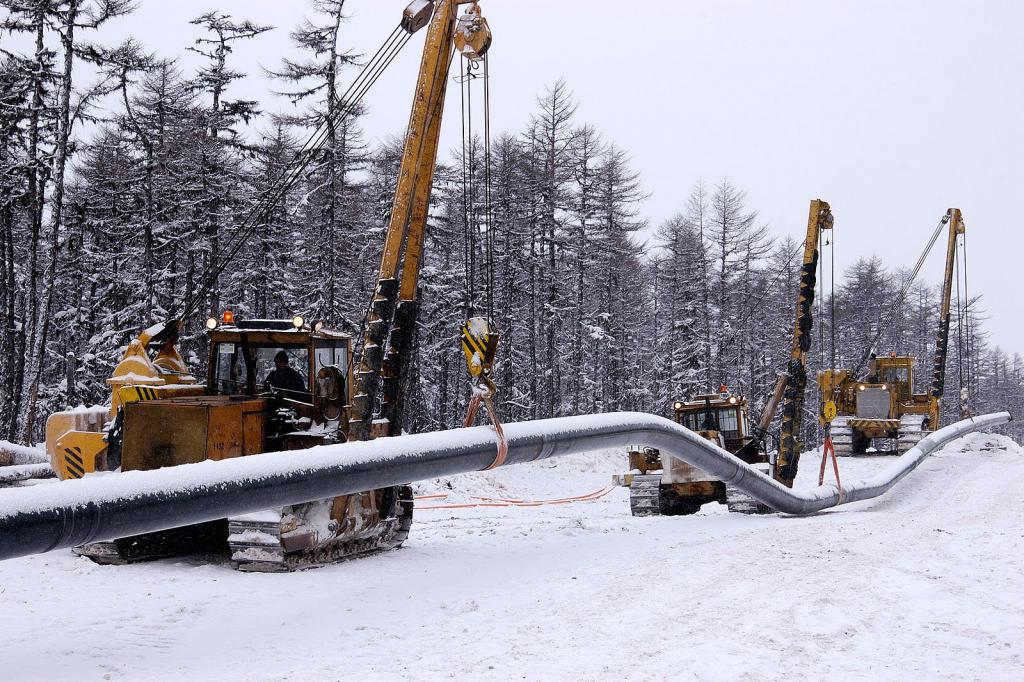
[0,412,1010,562]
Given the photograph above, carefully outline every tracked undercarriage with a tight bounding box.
[626,474,720,516]
[74,522,229,565]
[626,473,766,516]
[74,486,415,571]
[228,487,414,572]
[830,414,928,456]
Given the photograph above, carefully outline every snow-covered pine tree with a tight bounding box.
[268,0,369,327]
[187,11,272,322]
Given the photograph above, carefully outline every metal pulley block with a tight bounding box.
[401,0,435,34]
[460,316,499,380]
[455,2,492,60]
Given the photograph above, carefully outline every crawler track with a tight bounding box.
[228,486,414,572]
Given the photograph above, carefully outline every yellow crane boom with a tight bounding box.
[774,199,833,488]
[930,208,966,399]
[350,0,491,441]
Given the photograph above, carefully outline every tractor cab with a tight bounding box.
[671,390,755,457]
[869,355,914,401]
[848,354,919,421]
[205,314,354,444]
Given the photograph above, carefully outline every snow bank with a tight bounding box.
[2,433,1022,681]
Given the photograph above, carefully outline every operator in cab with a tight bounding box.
[264,350,306,396]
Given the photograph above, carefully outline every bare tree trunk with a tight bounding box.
[0,199,18,437]
[15,8,48,441]
[20,2,83,442]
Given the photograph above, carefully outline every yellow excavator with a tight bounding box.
[818,209,967,455]
[42,0,493,571]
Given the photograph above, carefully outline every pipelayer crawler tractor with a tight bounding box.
[42,0,494,571]
[615,390,769,515]
[46,316,413,571]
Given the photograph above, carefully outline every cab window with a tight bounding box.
[718,409,739,437]
[214,343,244,394]
[880,366,909,384]
[680,409,720,432]
[313,341,349,407]
[257,346,310,400]
[314,344,346,373]
[679,411,700,431]
[210,343,310,401]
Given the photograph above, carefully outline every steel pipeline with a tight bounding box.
[0,411,1010,562]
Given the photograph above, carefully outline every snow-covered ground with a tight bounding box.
[1,433,1021,681]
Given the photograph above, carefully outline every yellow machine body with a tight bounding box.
[819,209,966,455]
[818,356,939,438]
[46,322,203,479]
[121,396,267,471]
[618,392,766,515]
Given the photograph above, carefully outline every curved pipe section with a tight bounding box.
[0,411,1010,562]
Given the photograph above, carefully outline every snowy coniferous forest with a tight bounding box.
[2,1,1023,446]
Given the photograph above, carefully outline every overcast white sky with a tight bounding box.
[45,1,1024,354]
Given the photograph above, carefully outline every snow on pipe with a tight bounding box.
[0,411,1011,562]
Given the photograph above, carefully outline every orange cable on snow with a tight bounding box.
[415,485,617,510]
[470,486,611,504]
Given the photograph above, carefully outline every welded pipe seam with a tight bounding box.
[0,411,1010,562]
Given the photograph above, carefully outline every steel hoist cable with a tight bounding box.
[954,226,972,407]
[816,220,836,443]
[854,213,949,376]
[829,221,836,369]
[961,229,973,399]
[457,53,495,321]
[483,53,494,321]
[460,56,472,318]
[955,238,964,394]
[459,57,480,318]
[179,24,413,323]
